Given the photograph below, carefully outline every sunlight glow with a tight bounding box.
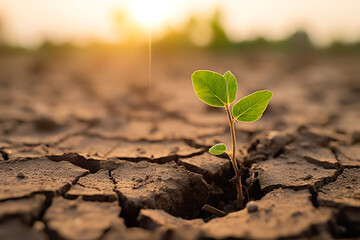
[127,0,174,28]
[0,0,360,48]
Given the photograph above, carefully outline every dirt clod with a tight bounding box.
[0,194,46,224]
[138,209,203,232]
[177,152,231,183]
[246,131,292,162]
[112,161,209,226]
[44,197,123,240]
[249,153,338,193]
[333,144,360,168]
[65,169,117,202]
[0,158,89,200]
[318,168,360,209]
[0,219,48,240]
[318,168,360,236]
[201,189,334,239]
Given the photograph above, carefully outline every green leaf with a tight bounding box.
[223,70,237,104]
[192,70,228,107]
[232,90,273,122]
[209,143,227,155]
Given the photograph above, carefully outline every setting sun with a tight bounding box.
[126,0,174,28]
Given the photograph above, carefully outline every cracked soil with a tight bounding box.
[0,51,359,239]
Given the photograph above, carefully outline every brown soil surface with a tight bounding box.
[0,50,359,239]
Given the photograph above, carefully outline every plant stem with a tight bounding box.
[225,104,244,208]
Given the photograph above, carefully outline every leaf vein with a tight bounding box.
[197,78,226,105]
[234,98,269,120]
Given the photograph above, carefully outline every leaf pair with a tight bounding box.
[192,70,273,156]
[192,70,237,107]
[192,70,272,123]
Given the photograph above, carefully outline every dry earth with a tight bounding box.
[0,50,359,239]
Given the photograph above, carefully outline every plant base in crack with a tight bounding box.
[192,70,273,208]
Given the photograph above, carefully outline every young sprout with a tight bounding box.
[192,70,272,207]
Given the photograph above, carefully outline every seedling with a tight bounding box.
[192,70,272,207]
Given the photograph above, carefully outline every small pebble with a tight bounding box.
[246,201,258,213]
[16,172,26,179]
[303,174,313,180]
[33,221,45,231]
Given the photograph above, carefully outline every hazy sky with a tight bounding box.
[0,0,359,48]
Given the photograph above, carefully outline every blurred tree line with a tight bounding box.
[0,10,359,54]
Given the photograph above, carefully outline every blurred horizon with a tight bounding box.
[1,0,360,51]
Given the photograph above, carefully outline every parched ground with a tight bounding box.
[0,50,359,240]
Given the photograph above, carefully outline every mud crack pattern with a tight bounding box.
[0,52,359,239]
